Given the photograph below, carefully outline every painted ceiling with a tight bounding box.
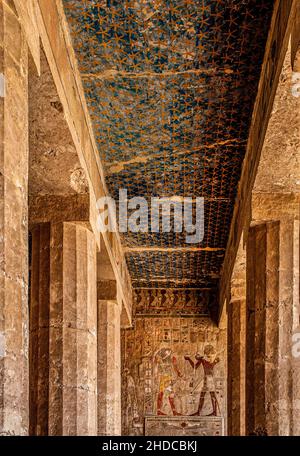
[63,0,274,292]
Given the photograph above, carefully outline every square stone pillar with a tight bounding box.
[97,298,121,436]
[0,1,29,435]
[246,220,299,435]
[227,299,246,436]
[29,222,97,435]
[96,242,122,436]
[227,239,246,436]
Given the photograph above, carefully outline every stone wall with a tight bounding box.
[121,290,227,436]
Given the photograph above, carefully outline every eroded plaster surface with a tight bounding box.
[29,52,88,197]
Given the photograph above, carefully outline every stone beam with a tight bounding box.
[252,193,300,222]
[16,0,133,323]
[124,247,225,252]
[219,0,297,317]
[13,0,40,73]
[29,194,90,225]
[97,280,117,301]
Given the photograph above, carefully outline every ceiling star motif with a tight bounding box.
[63,0,274,297]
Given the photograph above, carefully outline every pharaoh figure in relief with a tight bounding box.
[184,344,220,416]
[153,347,183,416]
[123,368,140,434]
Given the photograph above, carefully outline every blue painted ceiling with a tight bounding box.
[63,0,274,292]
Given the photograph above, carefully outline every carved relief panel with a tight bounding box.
[122,312,226,436]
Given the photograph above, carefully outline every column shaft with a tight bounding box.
[97,299,121,436]
[278,220,298,435]
[292,219,300,435]
[228,299,246,435]
[0,0,29,435]
[227,239,246,436]
[246,220,299,435]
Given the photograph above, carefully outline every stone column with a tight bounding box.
[227,300,246,435]
[0,0,29,435]
[97,298,121,436]
[291,217,300,436]
[278,218,300,436]
[227,241,246,436]
[29,222,97,435]
[246,220,299,435]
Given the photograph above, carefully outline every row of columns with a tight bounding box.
[246,219,300,435]
[28,222,122,436]
[228,216,300,435]
[0,3,122,435]
[29,222,98,435]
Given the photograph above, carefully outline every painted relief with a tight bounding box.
[184,345,220,416]
[144,416,224,436]
[121,316,226,435]
[133,289,211,317]
[154,347,182,416]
